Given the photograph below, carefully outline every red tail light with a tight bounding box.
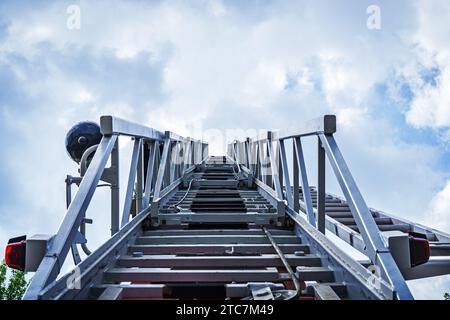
[409,236,430,267]
[5,235,26,271]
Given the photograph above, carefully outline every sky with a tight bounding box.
[0,0,450,299]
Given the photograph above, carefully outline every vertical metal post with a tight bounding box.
[258,141,266,185]
[266,140,273,188]
[110,139,120,236]
[276,141,283,189]
[318,137,326,234]
[24,135,118,299]
[234,142,241,169]
[202,143,208,162]
[66,176,81,264]
[151,137,171,218]
[189,141,193,168]
[169,142,179,184]
[293,139,300,213]
[319,133,413,300]
[267,134,283,200]
[294,137,316,227]
[245,138,251,169]
[163,141,171,188]
[279,140,293,207]
[251,141,257,175]
[245,141,250,171]
[136,142,144,213]
[182,140,191,175]
[121,138,142,227]
[143,141,158,208]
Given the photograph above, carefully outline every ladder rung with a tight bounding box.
[105,268,280,283]
[95,284,164,299]
[325,207,351,212]
[143,229,294,236]
[93,283,286,299]
[128,244,311,255]
[334,217,392,226]
[347,224,410,233]
[117,254,322,268]
[136,235,301,245]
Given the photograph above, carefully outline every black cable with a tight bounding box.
[262,226,301,297]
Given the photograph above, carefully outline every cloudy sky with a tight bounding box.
[1,0,450,299]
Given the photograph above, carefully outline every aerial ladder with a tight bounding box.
[4,115,450,300]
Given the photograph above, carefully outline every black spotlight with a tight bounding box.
[65,121,102,163]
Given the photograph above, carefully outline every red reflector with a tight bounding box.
[5,240,26,271]
[409,237,430,267]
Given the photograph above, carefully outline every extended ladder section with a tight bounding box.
[12,115,450,300]
[297,187,450,280]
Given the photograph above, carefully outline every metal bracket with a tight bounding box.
[248,283,275,300]
[73,231,87,245]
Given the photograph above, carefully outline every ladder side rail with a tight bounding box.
[371,208,450,243]
[100,115,166,141]
[24,135,118,299]
[318,133,413,300]
[24,116,204,300]
[285,206,394,300]
[151,137,208,220]
[40,205,151,300]
[231,115,412,299]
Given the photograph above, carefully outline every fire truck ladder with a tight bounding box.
[16,115,450,300]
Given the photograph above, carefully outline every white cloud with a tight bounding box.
[406,68,450,128]
[425,180,450,232]
[403,1,450,131]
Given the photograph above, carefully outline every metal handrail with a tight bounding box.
[227,114,413,300]
[24,115,207,299]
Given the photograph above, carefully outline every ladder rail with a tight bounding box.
[23,115,207,300]
[228,115,414,300]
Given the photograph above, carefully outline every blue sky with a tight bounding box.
[1,0,450,298]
